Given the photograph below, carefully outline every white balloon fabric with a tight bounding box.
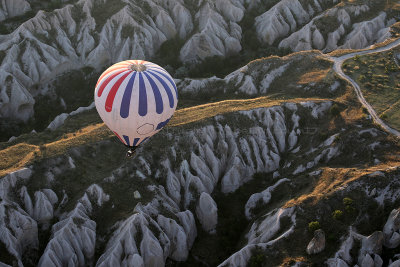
[94,60,178,148]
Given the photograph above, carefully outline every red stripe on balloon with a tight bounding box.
[97,70,127,97]
[105,72,131,112]
[96,64,130,87]
[113,131,126,145]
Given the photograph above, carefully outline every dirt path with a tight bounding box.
[0,96,331,177]
[331,38,400,137]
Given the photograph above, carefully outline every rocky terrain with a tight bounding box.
[2,88,400,266]
[0,0,399,131]
[1,0,400,266]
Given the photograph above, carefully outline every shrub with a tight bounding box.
[381,113,388,120]
[343,197,355,213]
[332,210,343,220]
[308,221,321,232]
[343,197,353,206]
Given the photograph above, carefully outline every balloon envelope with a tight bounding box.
[94,60,178,148]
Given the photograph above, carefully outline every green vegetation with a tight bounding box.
[343,197,353,206]
[332,210,343,220]
[343,47,400,130]
[343,197,356,213]
[308,221,321,232]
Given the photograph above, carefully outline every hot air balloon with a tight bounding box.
[94,60,178,157]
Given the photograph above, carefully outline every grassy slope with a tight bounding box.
[343,46,400,130]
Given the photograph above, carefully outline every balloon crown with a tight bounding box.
[130,64,147,72]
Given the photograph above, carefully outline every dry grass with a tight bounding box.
[280,257,308,267]
[0,96,333,177]
[297,69,330,84]
[0,143,38,176]
[0,124,112,177]
[44,123,111,155]
[170,96,332,126]
[381,100,400,130]
[284,160,400,208]
[343,46,400,130]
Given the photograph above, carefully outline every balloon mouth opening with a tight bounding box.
[130,64,147,72]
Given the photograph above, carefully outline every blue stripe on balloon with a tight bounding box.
[140,137,149,144]
[147,71,174,108]
[142,72,164,114]
[120,72,137,118]
[156,117,171,130]
[123,135,130,146]
[132,138,140,147]
[138,73,148,116]
[148,69,178,96]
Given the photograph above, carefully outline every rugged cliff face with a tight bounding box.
[1,0,400,266]
[0,0,398,125]
[0,0,30,21]
[1,92,400,266]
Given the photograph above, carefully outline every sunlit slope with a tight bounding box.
[0,96,333,177]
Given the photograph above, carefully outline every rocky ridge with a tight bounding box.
[0,0,398,123]
[2,97,399,266]
[0,0,30,21]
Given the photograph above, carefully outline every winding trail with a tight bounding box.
[331,39,400,137]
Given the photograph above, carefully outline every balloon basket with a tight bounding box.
[126,147,137,158]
